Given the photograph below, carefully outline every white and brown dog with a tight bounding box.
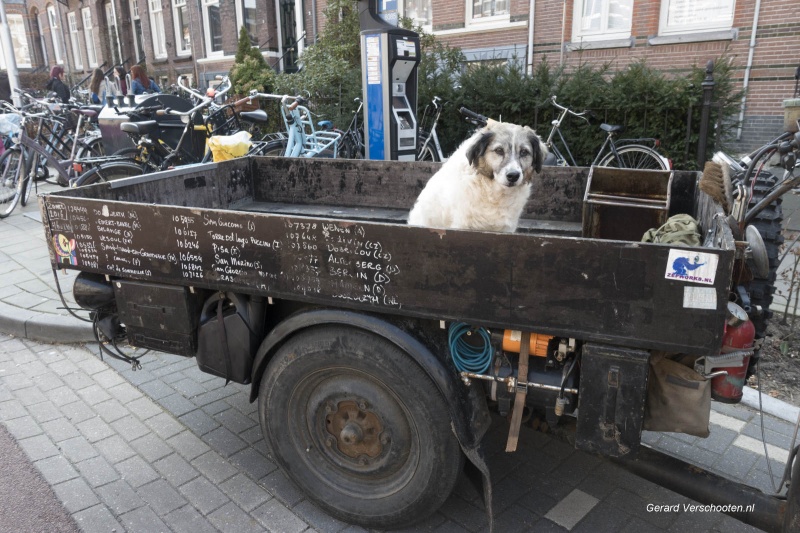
[408,120,547,232]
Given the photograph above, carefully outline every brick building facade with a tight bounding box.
[3,0,797,151]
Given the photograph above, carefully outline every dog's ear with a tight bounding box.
[466,131,495,167]
[526,129,547,174]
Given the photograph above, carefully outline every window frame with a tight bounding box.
[105,2,121,65]
[82,7,99,68]
[202,0,224,57]
[658,0,736,36]
[130,0,144,63]
[400,0,432,33]
[148,0,168,59]
[67,12,83,69]
[46,5,64,65]
[571,0,634,43]
[466,0,510,29]
[172,0,192,56]
[235,0,258,46]
[7,14,32,68]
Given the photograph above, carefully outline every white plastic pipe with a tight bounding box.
[737,0,762,140]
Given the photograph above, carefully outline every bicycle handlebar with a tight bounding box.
[549,95,590,122]
[156,97,214,117]
[459,107,488,127]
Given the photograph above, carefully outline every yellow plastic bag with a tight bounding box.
[207,131,252,162]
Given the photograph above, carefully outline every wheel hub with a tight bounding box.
[326,400,384,460]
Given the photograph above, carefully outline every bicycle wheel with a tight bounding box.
[417,137,440,162]
[338,133,364,159]
[0,148,26,218]
[599,145,669,170]
[75,136,106,159]
[261,139,288,157]
[74,161,145,187]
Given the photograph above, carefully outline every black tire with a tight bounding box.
[261,139,288,157]
[599,145,669,170]
[745,170,784,374]
[417,136,440,162]
[258,326,463,529]
[0,148,26,218]
[338,133,364,160]
[75,136,106,159]
[74,161,145,187]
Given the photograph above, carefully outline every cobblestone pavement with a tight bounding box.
[1,176,799,532]
[3,333,797,532]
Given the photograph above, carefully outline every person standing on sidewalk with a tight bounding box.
[45,66,70,104]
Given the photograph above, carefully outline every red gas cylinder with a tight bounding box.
[712,302,756,403]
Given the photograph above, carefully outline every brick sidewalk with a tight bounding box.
[3,332,792,532]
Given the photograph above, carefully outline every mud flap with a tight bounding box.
[575,343,649,457]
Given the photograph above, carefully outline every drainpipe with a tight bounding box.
[526,0,535,75]
[0,1,20,107]
[311,0,317,44]
[560,0,566,66]
[736,0,762,140]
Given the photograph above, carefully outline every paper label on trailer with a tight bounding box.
[664,249,718,285]
[683,286,717,310]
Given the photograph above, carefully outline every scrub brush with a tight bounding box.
[699,161,728,213]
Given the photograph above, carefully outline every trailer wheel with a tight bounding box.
[258,326,462,529]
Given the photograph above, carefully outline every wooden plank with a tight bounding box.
[40,191,733,354]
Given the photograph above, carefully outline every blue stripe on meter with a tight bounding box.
[364,34,385,160]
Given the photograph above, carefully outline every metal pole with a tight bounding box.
[110,0,123,67]
[697,60,715,169]
[0,0,21,107]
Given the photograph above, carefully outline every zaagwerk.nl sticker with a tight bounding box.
[665,249,718,285]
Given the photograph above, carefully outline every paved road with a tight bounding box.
[1,180,799,532]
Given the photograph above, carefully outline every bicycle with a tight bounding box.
[542,96,669,170]
[318,98,365,160]
[0,93,113,217]
[244,92,341,158]
[74,78,242,186]
[417,96,445,162]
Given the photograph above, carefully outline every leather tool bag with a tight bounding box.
[644,352,711,438]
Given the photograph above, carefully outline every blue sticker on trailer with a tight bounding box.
[364,34,385,161]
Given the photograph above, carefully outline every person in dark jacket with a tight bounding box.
[46,65,70,103]
[114,66,128,96]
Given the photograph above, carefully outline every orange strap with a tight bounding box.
[506,331,530,452]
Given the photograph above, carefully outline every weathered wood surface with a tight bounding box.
[40,157,730,354]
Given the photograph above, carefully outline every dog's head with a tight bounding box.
[466,123,548,188]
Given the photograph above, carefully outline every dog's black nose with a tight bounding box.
[506,171,521,183]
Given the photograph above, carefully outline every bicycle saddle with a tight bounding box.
[121,120,159,135]
[77,107,100,118]
[600,123,625,134]
[317,120,333,131]
[240,109,268,124]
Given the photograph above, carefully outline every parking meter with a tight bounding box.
[359,1,420,161]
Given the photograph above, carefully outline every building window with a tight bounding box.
[401,0,432,31]
[47,5,64,64]
[572,0,633,42]
[659,0,736,36]
[7,15,32,68]
[203,0,224,56]
[149,0,167,59]
[105,2,121,65]
[82,7,98,67]
[468,0,508,23]
[173,0,191,55]
[236,0,257,46]
[67,12,83,69]
[130,0,144,63]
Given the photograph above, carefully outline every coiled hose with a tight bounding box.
[448,322,493,374]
